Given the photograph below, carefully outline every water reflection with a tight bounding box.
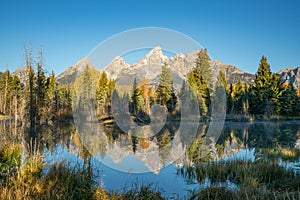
[1,120,300,170]
[1,119,300,198]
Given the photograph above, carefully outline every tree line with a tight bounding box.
[1,48,299,129]
[126,49,300,121]
[0,50,72,137]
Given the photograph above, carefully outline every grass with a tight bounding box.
[180,158,300,200]
[259,148,300,161]
[0,144,166,200]
[1,143,300,200]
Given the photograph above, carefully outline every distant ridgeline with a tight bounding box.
[1,48,300,127]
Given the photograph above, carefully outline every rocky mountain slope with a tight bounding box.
[278,67,300,90]
[12,67,29,84]
[56,58,95,85]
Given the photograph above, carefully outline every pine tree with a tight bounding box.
[250,56,284,116]
[79,65,94,110]
[227,84,234,114]
[254,56,272,89]
[105,77,115,115]
[95,72,115,118]
[24,65,37,137]
[279,83,297,116]
[130,78,145,117]
[45,71,57,121]
[0,70,12,114]
[96,72,108,117]
[36,52,47,123]
[130,78,139,115]
[10,75,22,122]
[156,63,173,107]
[187,68,210,116]
[195,49,213,85]
[233,79,244,114]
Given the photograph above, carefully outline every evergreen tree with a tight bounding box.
[233,79,244,114]
[96,72,108,117]
[227,84,234,114]
[130,78,145,117]
[95,72,115,118]
[250,56,284,116]
[156,63,173,107]
[279,83,297,116]
[130,78,139,115]
[45,71,57,121]
[79,65,94,110]
[254,56,272,88]
[24,65,37,137]
[0,70,12,114]
[187,68,210,116]
[195,49,213,85]
[106,78,115,115]
[36,52,47,123]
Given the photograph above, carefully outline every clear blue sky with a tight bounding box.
[0,0,300,75]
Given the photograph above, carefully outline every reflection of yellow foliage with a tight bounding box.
[72,132,82,148]
[119,134,128,140]
[280,148,298,158]
[115,85,131,96]
[139,138,150,149]
[230,131,234,138]
[283,82,289,89]
[297,131,300,139]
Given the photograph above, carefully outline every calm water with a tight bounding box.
[1,120,300,198]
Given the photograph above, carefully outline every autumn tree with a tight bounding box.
[95,72,115,118]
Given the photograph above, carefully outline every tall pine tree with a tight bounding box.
[195,49,213,85]
[156,63,173,107]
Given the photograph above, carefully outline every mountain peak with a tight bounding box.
[146,46,162,56]
[144,46,168,64]
[102,55,130,80]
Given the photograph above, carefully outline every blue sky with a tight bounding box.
[0,0,300,75]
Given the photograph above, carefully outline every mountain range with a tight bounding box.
[56,46,300,91]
